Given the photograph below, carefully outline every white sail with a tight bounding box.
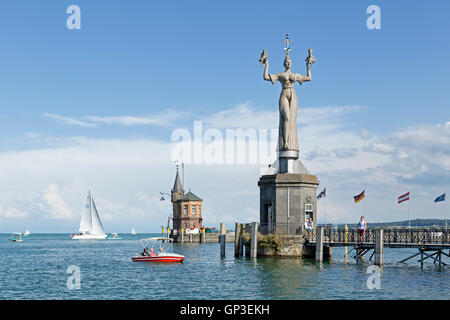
[72,188,107,240]
[79,189,92,233]
[131,228,136,234]
[90,197,106,236]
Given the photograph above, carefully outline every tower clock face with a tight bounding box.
[306,196,312,202]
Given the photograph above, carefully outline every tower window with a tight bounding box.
[305,203,313,221]
[192,205,196,215]
[184,205,188,215]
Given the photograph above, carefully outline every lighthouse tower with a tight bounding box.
[171,167,203,234]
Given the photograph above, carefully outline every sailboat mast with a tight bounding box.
[90,188,93,233]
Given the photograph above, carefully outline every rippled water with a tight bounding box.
[0,233,448,299]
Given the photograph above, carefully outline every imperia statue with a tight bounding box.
[260,34,316,152]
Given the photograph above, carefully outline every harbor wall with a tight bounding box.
[171,232,235,243]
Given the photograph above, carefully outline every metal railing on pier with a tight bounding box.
[305,227,450,245]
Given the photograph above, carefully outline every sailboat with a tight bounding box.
[24,229,31,236]
[131,228,136,235]
[71,188,107,240]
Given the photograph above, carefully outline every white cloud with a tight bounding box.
[1,104,448,231]
[43,109,189,128]
[39,184,73,220]
[0,206,28,219]
[43,113,97,128]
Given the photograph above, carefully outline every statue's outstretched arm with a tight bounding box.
[304,62,312,81]
[260,49,278,84]
[263,60,271,81]
[263,61,279,84]
[296,63,312,85]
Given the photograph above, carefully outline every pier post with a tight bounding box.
[181,228,184,243]
[344,224,348,263]
[201,228,205,243]
[315,226,324,262]
[189,234,193,243]
[234,223,241,257]
[250,221,258,258]
[220,234,226,259]
[375,229,384,266]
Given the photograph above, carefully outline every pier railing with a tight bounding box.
[305,228,450,245]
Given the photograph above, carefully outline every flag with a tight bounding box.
[317,187,326,200]
[354,190,365,203]
[398,192,410,204]
[434,193,446,202]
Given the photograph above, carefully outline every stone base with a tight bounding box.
[302,245,333,259]
[242,234,332,259]
[258,173,319,235]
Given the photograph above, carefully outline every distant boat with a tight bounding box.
[24,229,31,236]
[9,233,23,242]
[71,188,107,240]
[107,233,122,240]
[131,228,136,235]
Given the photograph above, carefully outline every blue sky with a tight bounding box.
[0,1,449,232]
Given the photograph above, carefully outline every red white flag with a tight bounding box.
[398,192,410,204]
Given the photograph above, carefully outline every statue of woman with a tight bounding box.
[260,49,313,152]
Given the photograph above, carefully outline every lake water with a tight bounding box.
[0,233,448,300]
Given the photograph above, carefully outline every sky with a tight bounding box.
[0,0,449,232]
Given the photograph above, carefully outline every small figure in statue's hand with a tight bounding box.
[305,48,316,68]
[259,49,268,66]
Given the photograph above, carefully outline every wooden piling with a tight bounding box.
[315,226,324,262]
[250,221,258,258]
[234,223,241,257]
[220,234,226,259]
[375,229,384,266]
[189,234,192,243]
[345,224,348,263]
[239,235,244,256]
[201,228,205,243]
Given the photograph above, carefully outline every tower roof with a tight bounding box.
[171,170,184,193]
[180,191,202,202]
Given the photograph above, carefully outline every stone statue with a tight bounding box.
[260,34,315,153]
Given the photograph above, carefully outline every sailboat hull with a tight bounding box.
[71,234,107,240]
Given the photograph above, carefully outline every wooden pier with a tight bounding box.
[305,227,450,267]
[233,222,449,268]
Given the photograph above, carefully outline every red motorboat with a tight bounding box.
[131,237,184,263]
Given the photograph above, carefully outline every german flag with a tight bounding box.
[354,190,365,203]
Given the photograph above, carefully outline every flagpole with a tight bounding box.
[325,191,327,226]
[445,195,447,231]
[408,196,411,229]
[364,190,366,218]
